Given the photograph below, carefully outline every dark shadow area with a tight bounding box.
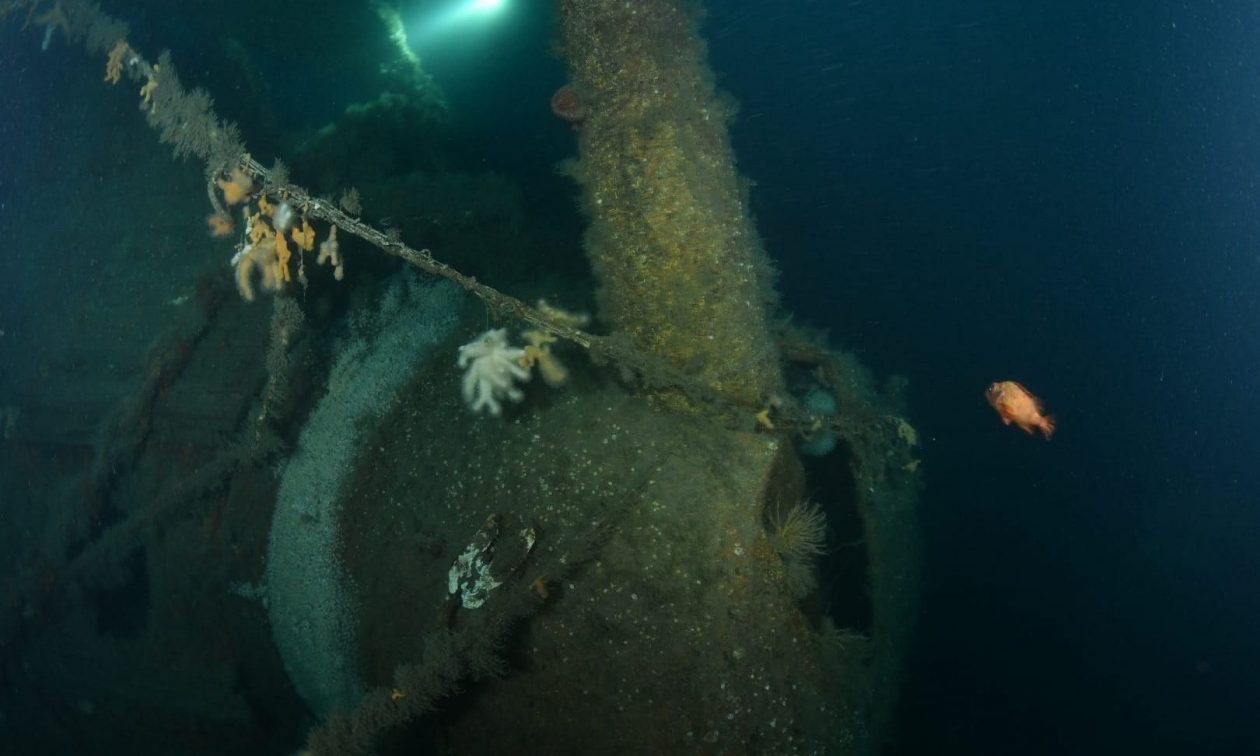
[86,549,149,639]
[806,446,873,635]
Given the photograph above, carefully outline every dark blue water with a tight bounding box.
[705,1,1260,753]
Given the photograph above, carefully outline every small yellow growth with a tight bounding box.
[519,329,569,387]
[896,418,918,447]
[104,40,130,85]
[316,226,344,281]
[390,688,406,702]
[218,169,254,205]
[139,65,159,112]
[257,194,276,217]
[755,408,775,431]
[537,299,590,329]
[902,459,921,474]
[291,218,316,251]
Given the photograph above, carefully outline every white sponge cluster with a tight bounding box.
[457,328,530,415]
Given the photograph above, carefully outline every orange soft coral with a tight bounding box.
[274,229,292,283]
[139,66,159,112]
[217,168,254,205]
[316,225,344,281]
[205,212,236,238]
[291,218,316,251]
[247,210,272,245]
[233,239,281,301]
[232,209,285,300]
[230,200,344,299]
[519,329,569,387]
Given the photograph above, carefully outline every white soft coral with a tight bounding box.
[457,328,530,415]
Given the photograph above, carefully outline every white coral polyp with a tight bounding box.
[457,328,530,415]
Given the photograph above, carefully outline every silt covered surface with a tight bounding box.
[336,329,881,753]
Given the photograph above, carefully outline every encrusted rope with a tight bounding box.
[3,0,840,431]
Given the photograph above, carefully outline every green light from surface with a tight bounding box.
[410,0,510,42]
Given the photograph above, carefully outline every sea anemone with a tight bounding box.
[550,84,585,125]
[768,499,828,562]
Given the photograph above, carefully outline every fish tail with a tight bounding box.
[1040,415,1056,440]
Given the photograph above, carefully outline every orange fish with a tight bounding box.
[986,380,1056,439]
